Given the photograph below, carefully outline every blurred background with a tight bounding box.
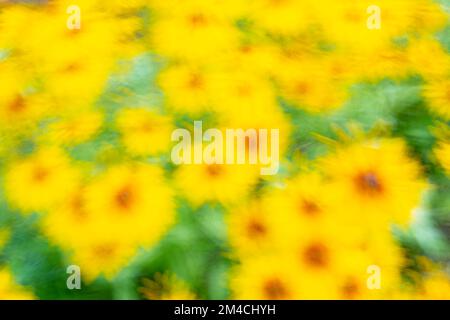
[0,0,449,299]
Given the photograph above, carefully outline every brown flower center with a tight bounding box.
[187,73,204,90]
[94,244,116,260]
[341,278,360,299]
[70,194,88,221]
[295,81,310,95]
[32,166,49,183]
[246,220,267,239]
[303,243,329,268]
[9,95,26,114]
[205,164,223,177]
[115,185,135,210]
[263,278,288,300]
[189,14,208,27]
[355,171,383,196]
[300,199,320,217]
[62,62,82,74]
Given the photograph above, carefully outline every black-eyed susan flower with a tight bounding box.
[248,0,314,36]
[320,139,427,227]
[150,0,239,61]
[175,162,260,207]
[158,63,215,115]
[116,107,174,157]
[69,234,139,282]
[140,273,196,300]
[226,198,285,257]
[43,110,103,146]
[5,147,80,213]
[230,255,303,300]
[84,164,175,246]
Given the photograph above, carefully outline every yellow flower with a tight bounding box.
[353,45,411,81]
[84,164,175,246]
[435,140,450,175]
[5,148,80,213]
[0,268,34,300]
[150,1,239,61]
[175,162,260,207]
[417,271,450,300]
[423,78,450,120]
[43,52,115,109]
[44,164,175,282]
[140,273,196,300]
[406,0,448,34]
[320,139,427,227]
[70,235,138,282]
[216,100,292,171]
[316,0,412,52]
[226,197,285,257]
[209,71,278,116]
[264,173,348,238]
[248,0,314,36]
[333,237,403,300]
[2,5,138,109]
[157,64,215,115]
[116,107,174,156]
[42,187,98,248]
[276,59,349,113]
[220,43,278,78]
[407,38,450,80]
[284,229,343,299]
[43,110,103,146]
[0,61,48,131]
[230,255,303,300]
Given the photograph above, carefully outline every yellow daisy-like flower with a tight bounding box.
[0,61,48,131]
[264,173,334,233]
[407,38,450,80]
[406,0,448,34]
[216,99,292,170]
[43,110,103,146]
[116,107,174,157]
[320,139,427,227]
[209,71,278,116]
[84,164,175,246]
[226,197,284,257]
[230,255,303,300]
[70,234,139,282]
[158,64,215,115]
[276,59,349,113]
[417,271,450,300]
[315,0,412,52]
[220,43,278,78]
[0,268,34,300]
[175,162,260,207]
[435,140,450,175]
[140,273,196,300]
[353,45,411,82]
[42,187,97,248]
[248,0,314,36]
[423,78,450,120]
[285,229,343,299]
[150,1,239,61]
[333,240,403,300]
[5,148,80,213]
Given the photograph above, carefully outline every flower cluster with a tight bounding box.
[0,0,449,299]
